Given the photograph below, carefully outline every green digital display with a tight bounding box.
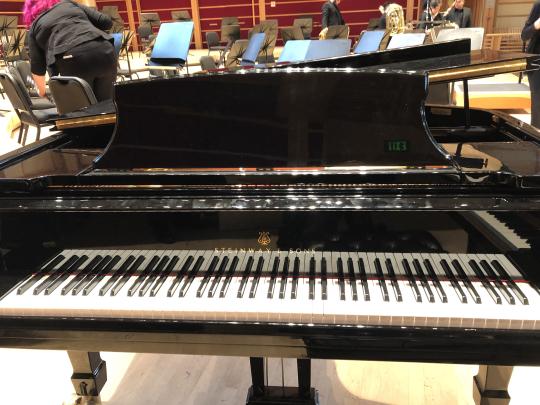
[385,140,409,153]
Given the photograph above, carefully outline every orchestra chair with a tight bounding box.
[280,27,306,44]
[323,25,350,40]
[171,10,191,22]
[249,21,277,63]
[206,31,228,64]
[140,12,161,29]
[137,24,155,53]
[10,64,54,109]
[48,76,98,115]
[0,70,57,145]
[199,55,217,71]
[224,39,248,68]
[221,24,240,47]
[293,17,313,39]
[101,6,124,33]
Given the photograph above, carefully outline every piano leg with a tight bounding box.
[473,365,513,405]
[67,351,107,404]
[246,357,318,405]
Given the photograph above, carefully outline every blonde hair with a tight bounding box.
[385,3,405,34]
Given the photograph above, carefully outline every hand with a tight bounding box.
[534,17,540,30]
[319,27,328,40]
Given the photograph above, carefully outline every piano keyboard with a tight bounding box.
[1,250,539,329]
[473,211,531,249]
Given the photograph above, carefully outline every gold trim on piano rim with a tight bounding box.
[429,60,527,83]
[55,114,117,130]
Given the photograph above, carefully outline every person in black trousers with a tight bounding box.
[321,0,345,29]
[23,0,117,101]
[522,1,540,128]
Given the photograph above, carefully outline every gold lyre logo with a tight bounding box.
[257,232,271,246]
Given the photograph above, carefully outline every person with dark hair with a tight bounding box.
[321,0,345,29]
[522,1,540,128]
[444,0,471,28]
[419,0,443,30]
[23,0,117,101]
[377,2,391,29]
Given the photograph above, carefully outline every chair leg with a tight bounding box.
[17,123,24,144]
[22,125,29,146]
[35,125,41,142]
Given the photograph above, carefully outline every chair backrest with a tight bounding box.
[225,39,248,68]
[171,10,191,21]
[14,60,35,90]
[280,27,304,43]
[221,24,240,44]
[137,24,153,39]
[49,76,98,114]
[140,12,161,28]
[221,17,239,27]
[0,69,32,112]
[199,55,217,70]
[206,31,220,47]
[293,18,312,39]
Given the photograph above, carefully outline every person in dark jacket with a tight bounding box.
[522,1,540,128]
[443,0,471,28]
[419,0,443,30]
[321,0,345,29]
[23,0,117,101]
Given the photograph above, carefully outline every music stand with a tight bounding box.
[111,33,123,57]
[353,30,385,54]
[277,40,311,63]
[149,21,194,74]
[140,13,161,28]
[293,18,313,39]
[280,27,304,44]
[386,33,426,49]
[171,10,191,22]
[240,32,265,66]
[221,24,240,45]
[435,27,485,51]
[325,25,349,40]
[306,39,350,60]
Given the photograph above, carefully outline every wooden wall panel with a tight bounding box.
[0,0,25,27]
[494,0,534,30]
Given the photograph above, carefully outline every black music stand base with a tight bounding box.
[246,386,318,405]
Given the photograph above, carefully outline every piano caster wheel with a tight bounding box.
[64,394,102,405]
[246,386,319,405]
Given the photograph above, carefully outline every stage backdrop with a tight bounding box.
[1,0,421,49]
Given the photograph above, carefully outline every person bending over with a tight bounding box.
[522,1,540,128]
[23,0,117,101]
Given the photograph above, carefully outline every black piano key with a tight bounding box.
[412,259,435,303]
[278,257,290,299]
[469,260,501,305]
[384,258,402,302]
[150,255,179,297]
[167,255,194,297]
[219,256,239,298]
[479,260,515,305]
[346,258,358,301]
[451,259,481,304]
[179,255,205,297]
[423,259,447,303]
[374,259,389,302]
[208,256,229,298]
[308,257,316,300]
[440,259,467,304]
[237,256,254,298]
[83,256,121,296]
[100,255,135,296]
[336,258,346,301]
[110,255,145,296]
[18,254,66,295]
[357,258,370,301]
[34,255,80,296]
[267,256,280,299]
[196,256,220,298]
[127,255,160,297]
[62,255,103,296]
[321,257,328,300]
[290,257,300,299]
[401,259,422,303]
[44,255,88,295]
[249,257,265,298]
[490,260,528,305]
[72,255,113,296]
[139,256,170,297]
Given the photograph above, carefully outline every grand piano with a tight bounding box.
[0,39,539,405]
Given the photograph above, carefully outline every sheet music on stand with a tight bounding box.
[353,30,385,54]
[241,33,266,65]
[387,33,426,50]
[277,39,351,63]
[435,27,485,50]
